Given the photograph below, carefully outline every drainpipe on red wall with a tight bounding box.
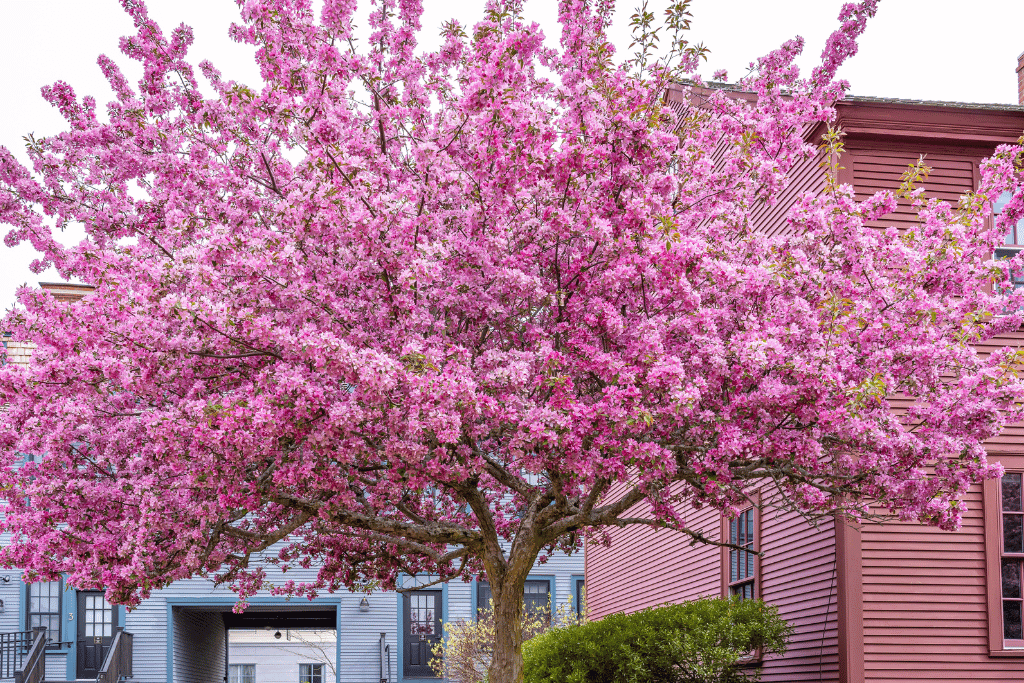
[1018,50,1024,105]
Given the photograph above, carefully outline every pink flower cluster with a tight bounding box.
[0,0,1020,615]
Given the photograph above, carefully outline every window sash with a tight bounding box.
[726,508,757,600]
[1000,473,1024,647]
[993,193,1024,296]
[476,580,551,619]
[996,192,1024,246]
[300,663,324,683]
[26,580,62,649]
[229,664,255,683]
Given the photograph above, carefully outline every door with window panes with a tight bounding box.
[76,591,115,679]
[403,591,442,677]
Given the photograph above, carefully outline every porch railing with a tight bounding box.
[0,629,36,679]
[12,627,46,683]
[96,627,133,683]
[379,631,391,683]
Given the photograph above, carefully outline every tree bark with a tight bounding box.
[486,570,528,683]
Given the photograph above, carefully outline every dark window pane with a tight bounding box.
[731,581,754,601]
[730,549,738,582]
[730,518,738,545]
[995,192,1024,245]
[1006,601,1023,640]
[745,510,754,548]
[410,593,436,635]
[1006,515,1024,554]
[1004,560,1022,599]
[477,581,492,616]
[1004,474,1023,512]
[524,581,550,619]
[478,579,550,618]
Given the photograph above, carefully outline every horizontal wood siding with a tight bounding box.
[586,488,838,682]
[586,499,722,619]
[172,608,226,683]
[125,586,173,683]
[972,329,1024,452]
[750,145,826,239]
[760,513,838,682]
[847,146,978,233]
[335,591,395,683]
[44,653,66,682]
[860,482,1024,680]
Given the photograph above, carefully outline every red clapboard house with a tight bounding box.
[584,53,1024,683]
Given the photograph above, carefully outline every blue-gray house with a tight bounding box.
[0,554,583,683]
[1,323,585,683]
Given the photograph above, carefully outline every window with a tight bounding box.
[409,593,436,636]
[26,580,61,648]
[996,192,1024,248]
[476,579,551,620]
[572,577,586,618]
[299,663,324,683]
[229,664,255,683]
[1000,473,1024,646]
[726,508,757,600]
[995,192,1024,292]
[984,461,1024,655]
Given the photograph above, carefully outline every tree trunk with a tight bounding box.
[487,572,528,683]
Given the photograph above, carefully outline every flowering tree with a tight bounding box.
[2,0,1024,681]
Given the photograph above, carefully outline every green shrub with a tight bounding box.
[522,597,791,683]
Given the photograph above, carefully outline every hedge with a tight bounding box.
[522,597,791,683]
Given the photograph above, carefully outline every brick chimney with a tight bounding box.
[1018,50,1024,105]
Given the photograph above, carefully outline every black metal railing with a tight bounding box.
[12,627,46,683]
[0,629,38,679]
[96,627,133,683]
[379,631,391,683]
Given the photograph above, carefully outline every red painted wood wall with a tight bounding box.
[585,90,1024,682]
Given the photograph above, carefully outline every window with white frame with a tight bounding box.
[995,191,1024,292]
[228,664,255,683]
[300,663,324,683]
[26,580,62,648]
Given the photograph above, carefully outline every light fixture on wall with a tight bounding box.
[274,630,282,640]
[0,599,5,614]
[359,597,370,612]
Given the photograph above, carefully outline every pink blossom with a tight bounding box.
[0,1,1021,680]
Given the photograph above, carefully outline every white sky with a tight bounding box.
[1,0,1022,311]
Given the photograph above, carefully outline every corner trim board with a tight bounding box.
[835,515,864,683]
